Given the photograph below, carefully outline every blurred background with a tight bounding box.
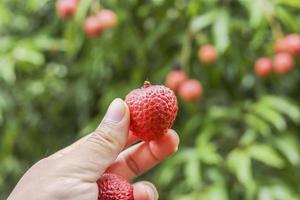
[1,0,300,199]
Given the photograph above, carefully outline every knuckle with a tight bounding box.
[122,154,140,176]
[88,122,121,153]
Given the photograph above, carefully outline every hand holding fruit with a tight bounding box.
[8,98,179,200]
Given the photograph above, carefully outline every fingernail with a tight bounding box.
[105,98,126,122]
[143,182,159,200]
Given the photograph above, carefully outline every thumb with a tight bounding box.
[62,98,130,181]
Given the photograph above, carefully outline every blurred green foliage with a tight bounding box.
[1,0,300,199]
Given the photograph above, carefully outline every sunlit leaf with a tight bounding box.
[277,0,300,8]
[248,144,284,168]
[275,134,300,166]
[252,102,286,131]
[227,149,253,185]
[0,57,15,84]
[261,96,300,123]
[190,10,217,32]
[213,9,230,53]
[245,113,271,136]
[184,153,202,189]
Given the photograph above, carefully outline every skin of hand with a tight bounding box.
[7,98,179,200]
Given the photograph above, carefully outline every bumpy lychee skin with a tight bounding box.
[125,81,178,141]
[97,173,133,200]
[165,69,187,92]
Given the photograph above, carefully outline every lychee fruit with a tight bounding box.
[165,69,187,92]
[198,44,218,64]
[96,9,118,30]
[273,52,295,74]
[274,38,289,53]
[178,79,203,102]
[285,34,300,54]
[84,15,102,38]
[56,0,78,19]
[97,173,133,200]
[254,57,273,77]
[125,81,178,141]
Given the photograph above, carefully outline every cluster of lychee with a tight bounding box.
[165,66,203,102]
[255,34,300,77]
[56,0,117,38]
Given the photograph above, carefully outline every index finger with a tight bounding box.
[106,129,180,180]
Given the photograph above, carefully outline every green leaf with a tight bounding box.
[213,9,230,53]
[184,153,202,188]
[259,184,300,200]
[197,136,222,165]
[0,57,15,84]
[13,46,45,66]
[208,106,241,120]
[248,144,284,168]
[261,96,300,123]
[277,0,300,8]
[227,149,253,185]
[249,0,264,28]
[189,10,217,32]
[203,184,229,200]
[240,130,257,146]
[276,7,298,31]
[75,0,94,22]
[245,113,271,136]
[252,102,286,131]
[275,135,300,166]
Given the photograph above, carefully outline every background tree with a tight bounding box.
[1,0,300,199]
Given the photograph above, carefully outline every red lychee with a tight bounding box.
[56,0,78,19]
[165,69,187,92]
[178,79,203,102]
[96,9,118,30]
[125,81,178,141]
[198,44,218,64]
[84,15,102,38]
[97,173,133,200]
[254,57,273,77]
[285,34,300,55]
[273,53,295,75]
[274,38,289,53]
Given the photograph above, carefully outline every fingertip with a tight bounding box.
[133,181,158,200]
[167,129,180,151]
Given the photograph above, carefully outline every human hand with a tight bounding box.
[8,98,179,200]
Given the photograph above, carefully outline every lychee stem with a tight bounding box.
[143,81,151,88]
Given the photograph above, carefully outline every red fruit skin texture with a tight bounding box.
[165,69,187,92]
[198,44,218,64]
[179,79,203,102]
[97,173,133,200]
[56,0,78,19]
[84,16,103,38]
[125,82,178,141]
[97,9,118,30]
[255,57,273,77]
[273,53,295,75]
